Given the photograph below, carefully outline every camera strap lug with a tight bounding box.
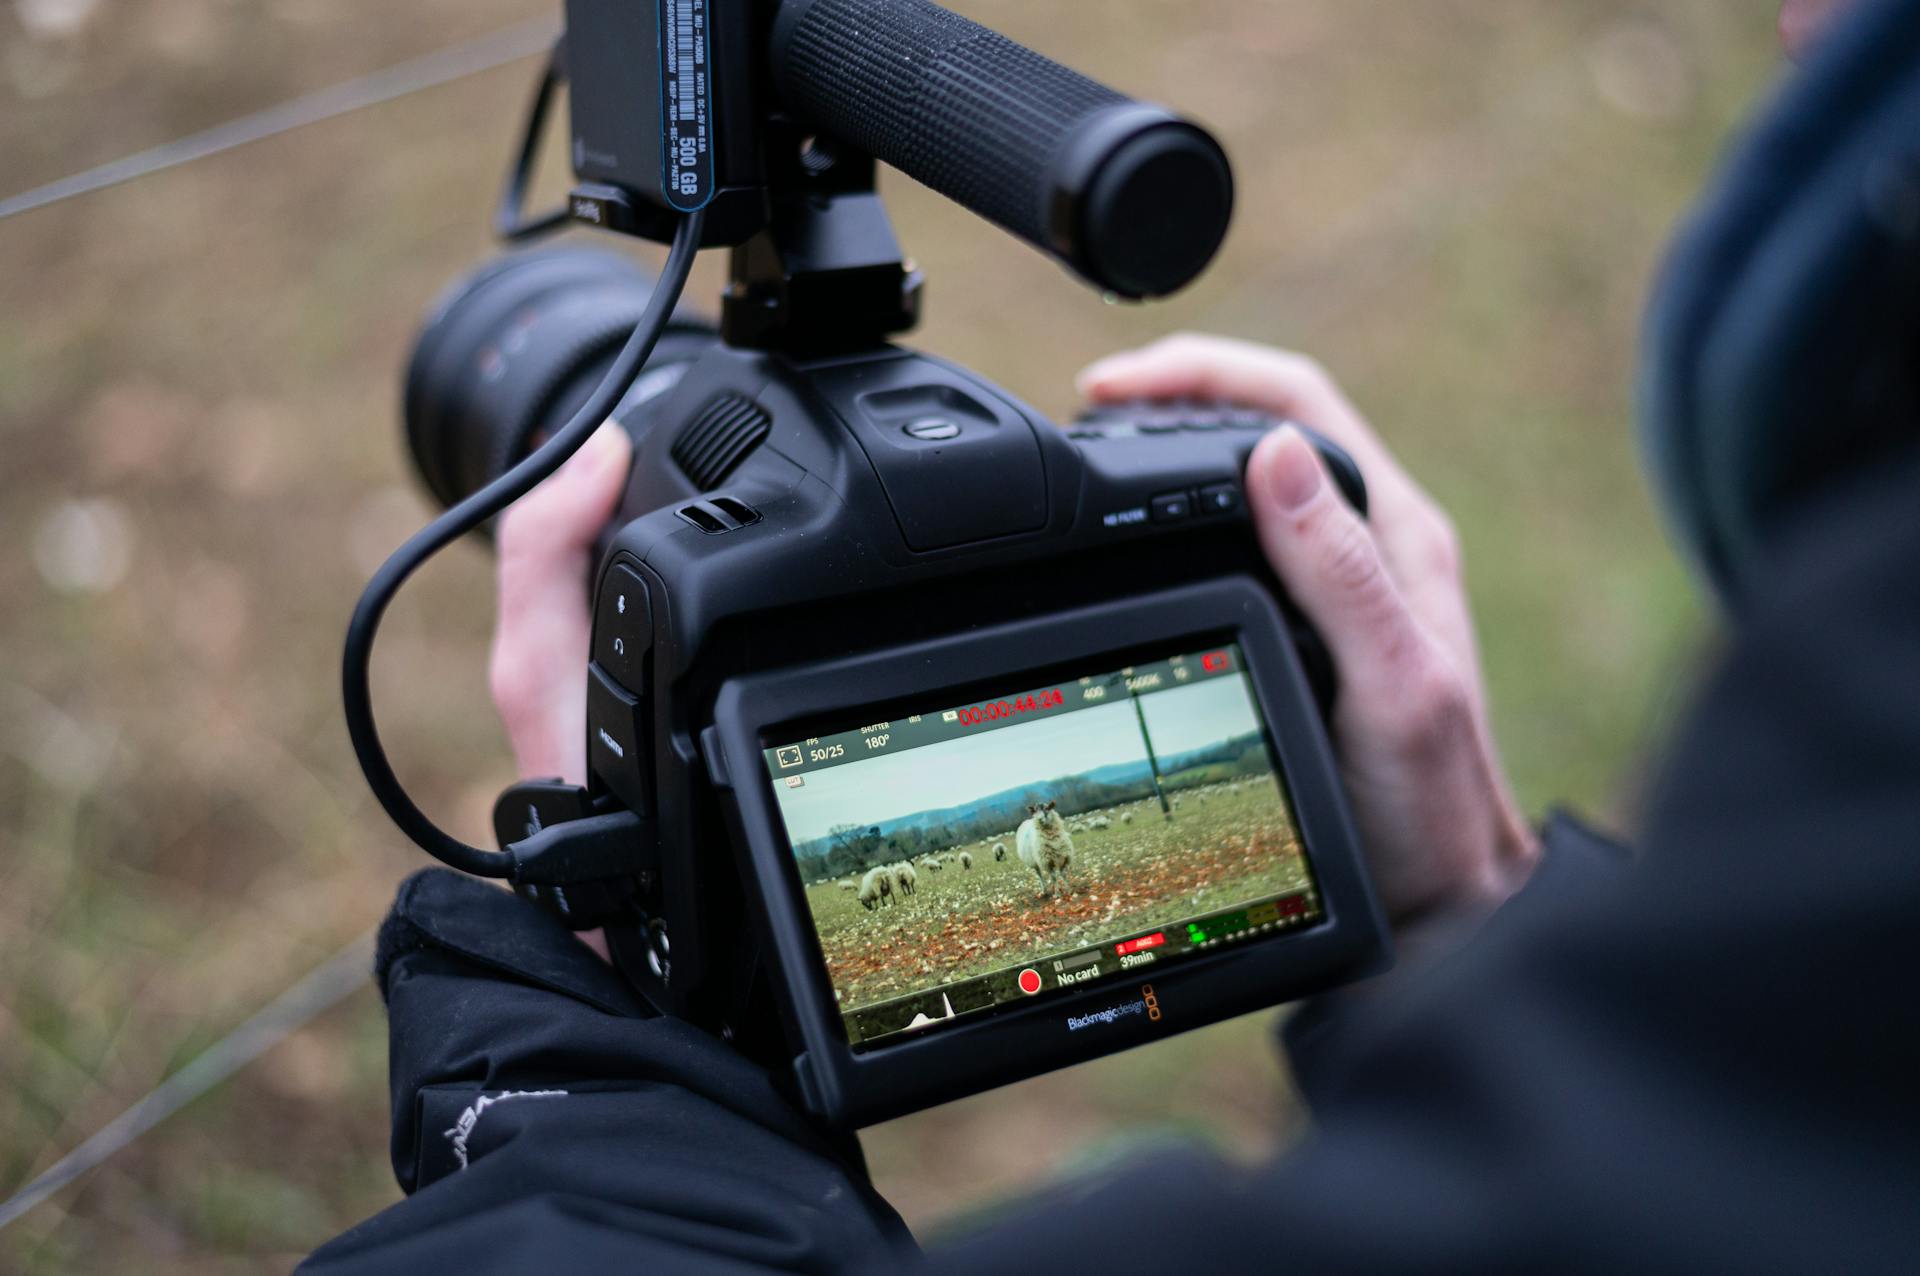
[491,779,655,930]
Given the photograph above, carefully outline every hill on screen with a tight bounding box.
[790,731,1267,861]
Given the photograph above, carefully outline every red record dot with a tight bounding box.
[1017,968,1042,995]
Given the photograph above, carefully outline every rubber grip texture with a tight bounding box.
[775,0,1128,251]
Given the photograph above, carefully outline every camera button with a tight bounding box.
[902,417,961,441]
[588,665,647,810]
[1150,491,1193,523]
[594,564,651,694]
[1198,482,1240,516]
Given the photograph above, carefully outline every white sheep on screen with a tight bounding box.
[1016,800,1076,897]
[859,865,893,909]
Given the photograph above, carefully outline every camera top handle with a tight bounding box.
[767,0,1234,301]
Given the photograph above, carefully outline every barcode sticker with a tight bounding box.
[658,0,713,209]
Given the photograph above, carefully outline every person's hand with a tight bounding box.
[1078,334,1539,926]
[488,422,634,959]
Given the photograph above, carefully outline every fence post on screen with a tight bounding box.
[1131,691,1173,820]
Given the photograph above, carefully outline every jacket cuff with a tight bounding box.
[374,867,650,1017]
[1281,808,1631,1106]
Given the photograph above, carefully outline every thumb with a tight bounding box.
[1247,427,1426,697]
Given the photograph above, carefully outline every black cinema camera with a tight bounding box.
[350,0,1390,1128]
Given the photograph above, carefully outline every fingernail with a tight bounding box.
[1263,427,1322,511]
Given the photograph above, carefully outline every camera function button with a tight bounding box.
[1180,414,1224,431]
[594,564,651,694]
[1150,491,1193,523]
[588,665,647,811]
[1137,421,1179,434]
[1197,482,1241,516]
[902,417,961,441]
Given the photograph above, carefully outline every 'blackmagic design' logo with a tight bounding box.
[1065,985,1163,1031]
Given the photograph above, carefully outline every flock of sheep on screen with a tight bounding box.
[834,782,1245,909]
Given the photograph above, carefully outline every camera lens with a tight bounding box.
[403,246,713,512]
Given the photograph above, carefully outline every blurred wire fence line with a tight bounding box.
[0,18,556,222]
[0,932,375,1232]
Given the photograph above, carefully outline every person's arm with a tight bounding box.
[918,440,1920,1273]
[301,867,913,1274]
[1076,336,1574,1086]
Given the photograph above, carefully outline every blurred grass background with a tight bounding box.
[0,0,1780,1269]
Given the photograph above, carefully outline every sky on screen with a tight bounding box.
[773,673,1264,845]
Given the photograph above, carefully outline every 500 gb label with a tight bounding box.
[659,0,713,209]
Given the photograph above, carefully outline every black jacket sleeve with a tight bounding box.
[309,450,1920,1274]
[299,870,915,1274]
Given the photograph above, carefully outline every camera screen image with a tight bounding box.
[763,644,1323,1050]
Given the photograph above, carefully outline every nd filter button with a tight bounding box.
[1150,491,1192,522]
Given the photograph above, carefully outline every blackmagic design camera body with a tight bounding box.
[380,0,1391,1128]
